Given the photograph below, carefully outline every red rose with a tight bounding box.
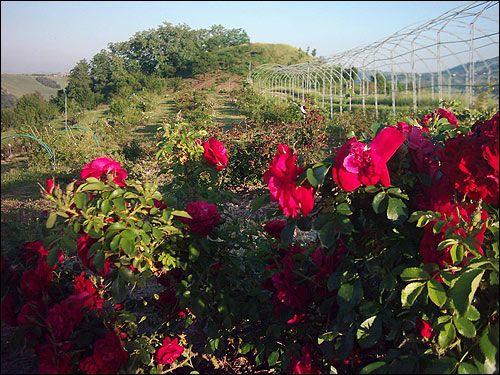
[45,177,56,195]
[80,156,128,187]
[263,144,315,218]
[17,300,46,326]
[92,331,129,373]
[153,199,168,210]
[203,137,228,171]
[332,127,405,192]
[288,345,321,374]
[72,272,104,312]
[421,108,458,127]
[79,356,99,374]
[37,343,73,374]
[45,298,84,342]
[155,337,184,365]
[416,318,433,339]
[1,293,17,326]
[180,201,221,235]
[23,240,48,265]
[264,219,287,239]
[20,259,53,300]
[77,233,111,276]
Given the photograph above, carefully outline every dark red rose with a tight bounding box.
[421,107,458,127]
[77,233,111,276]
[17,300,46,326]
[45,298,84,342]
[20,259,53,300]
[203,137,228,171]
[179,201,221,236]
[155,337,184,365]
[72,272,104,312]
[37,343,73,374]
[288,344,321,374]
[80,156,128,187]
[154,199,168,210]
[416,318,433,339]
[1,293,17,326]
[264,219,287,240]
[79,356,98,374]
[92,331,129,373]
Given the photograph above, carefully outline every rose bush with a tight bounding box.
[1,104,498,374]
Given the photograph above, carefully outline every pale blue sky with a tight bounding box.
[1,1,474,73]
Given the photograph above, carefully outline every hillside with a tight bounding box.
[1,74,68,102]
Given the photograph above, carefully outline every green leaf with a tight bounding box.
[387,197,408,224]
[46,212,57,229]
[306,168,319,188]
[280,220,295,244]
[372,192,388,214]
[172,210,191,219]
[449,268,485,316]
[110,234,120,251]
[360,361,387,374]
[480,324,498,363]
[365,185,380,193]
[74,192,90,209]
[267,350,279,366]
[251,193,270,212]
[453,316,477,338]
[113,197,126,211]
[101,199,112,214]
[336,203,352,216]
[464,305,480,321]
[438,322,456,349]
[81,182,106,191]
[356,315,382,349]
[189,244,200,260]
[400,267,430,282]
[427,278,447,307]
[450,244,464,265]
[424,357,458,374]
[387,187,409,200]
[120,236,136,257]
[46,247,59,267]
[111,276,128,303]
[401,282,426,307]
[92,251,105,272]
[457,362,479,374]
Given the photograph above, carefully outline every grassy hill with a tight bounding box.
[1,74,68,101]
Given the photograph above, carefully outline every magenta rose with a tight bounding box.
[263,144,315,218]
[180,200,221,235]
[332,127,405,192]
[80,156,128,187]
[203,137,228,171]
[155,337,184,365]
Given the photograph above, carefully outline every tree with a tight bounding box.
[65,59,97,110]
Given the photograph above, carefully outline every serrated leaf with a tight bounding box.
[81,182,106,191]
[450,244,464,265]
[306,168,319,188]
[172,210,191,219]
[449,268,485,316]
[372,192,388,214]
[401,282,425,307]
[120,236,136,257]
[400,267,430,281]
[360,361,387,374]
[74,192,89,209]
[457,362,479,374]
[336,203,352,216]
[464,305,480,321]
[356,315,382,349]
[387,197,408,224]
[453,316,477,338]
[267,350,279,366]
[46,247,59,267]
[46,212,57,229]
[438,322,456,349]
[427,278,447,307]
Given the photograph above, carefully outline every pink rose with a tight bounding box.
[80,156,128,187]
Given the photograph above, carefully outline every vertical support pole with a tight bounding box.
[339,66,343,113]
[411,41,417,114]
[322,77,325,108]
[437,30,443,101]
[374,71,378,119]
[329,79,333,119]
[391,54,396,115]
[362,70,366,115]
[469,22,475,106]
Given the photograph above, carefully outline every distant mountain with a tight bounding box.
[1,74,68,104]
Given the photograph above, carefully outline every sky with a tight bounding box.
[0,1,484,74]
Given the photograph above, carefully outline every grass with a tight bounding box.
[1,73,68,100]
